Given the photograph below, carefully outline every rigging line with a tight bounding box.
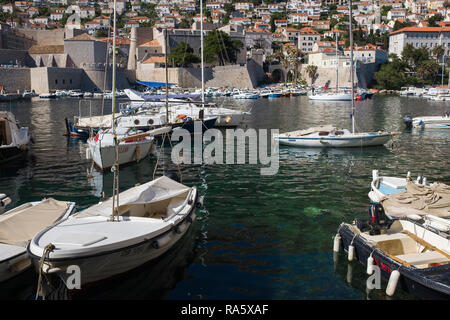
[213,30,225,65]
[101,17,111,119]
[217,30,230,64]
[153,133,167,180]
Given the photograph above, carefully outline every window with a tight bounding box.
[55,79,58,84]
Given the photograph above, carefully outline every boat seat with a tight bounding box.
[396,251,449,267]
[166,197,185,217]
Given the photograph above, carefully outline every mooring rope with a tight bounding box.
[35,243,55,300]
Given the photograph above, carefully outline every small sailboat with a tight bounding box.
[275,125,392,148]
[308,91,353,101]
[0,111,33,164]
[275,6,392,148]
[403,111,450,129]
[85,8,165,170]
[86,126,166,170]
[308,33,352,101]
[0,197,75,282]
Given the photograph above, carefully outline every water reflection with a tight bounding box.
[0,95,448,300]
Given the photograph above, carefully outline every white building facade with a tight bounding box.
[389,27,450,58]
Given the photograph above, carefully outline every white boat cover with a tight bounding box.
[381,181,450,218]
[75,176,190,218]
[281,125,336,137]
[76,114,121,128]
[0,198,70,247]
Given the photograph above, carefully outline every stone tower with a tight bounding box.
[127,26,137,70]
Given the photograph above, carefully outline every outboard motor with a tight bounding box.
[402,115,413,129]
[368,203,389,235]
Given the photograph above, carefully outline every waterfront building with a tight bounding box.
[297,27,321,54]
[389,26,450,58]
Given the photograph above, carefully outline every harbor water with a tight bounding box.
[0,95,449,300]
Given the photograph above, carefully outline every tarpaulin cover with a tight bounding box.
[0,198,70,246]
[381,181,450,218]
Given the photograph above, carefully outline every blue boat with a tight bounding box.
[268,92,282,98]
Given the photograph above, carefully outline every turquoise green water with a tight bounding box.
[0,95,449,300]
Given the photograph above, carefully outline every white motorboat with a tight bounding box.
[232,91,259,99]
[28,176,201,287]
[55,90,68,98]
[39,93,56,99]
[403,111,450,129]
[0,198,75,282]
[0,111,33,164]
[275,125,392,148]
[68,90,84,98]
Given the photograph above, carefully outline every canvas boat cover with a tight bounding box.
[76,114,121,128]
[381,181,450,218]
[281,125,336,137]
[75,176,191,218]
[0,198,70,247]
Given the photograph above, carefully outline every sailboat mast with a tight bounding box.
[111,0,119,221]
[200,0,204,103]
[335,33,338,92]
[165,28,169,123]
[348,0,355,134]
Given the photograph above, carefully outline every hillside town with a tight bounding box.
[1,0,450,93]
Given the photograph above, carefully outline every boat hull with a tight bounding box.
[339,224,450,299]
[29,210,196,287]
[0,146,28,164]
[276,133,392,148]
[87,139,155,170]
[308,93,353,101]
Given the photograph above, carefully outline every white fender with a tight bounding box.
[386,270,401,296]
[348,244,355,261]
[333,234,341,253]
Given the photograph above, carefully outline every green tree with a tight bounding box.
[380,6,392,16]
[168,42,200,67]
[204,30,243,65]
[416,60,440,80]
[427,14,444,27]
[402,44,429,72]
[374,63,407,90]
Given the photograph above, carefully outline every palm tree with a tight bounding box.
[432,45,445,84]
[306,65,318,86]
[286,47,303,83]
